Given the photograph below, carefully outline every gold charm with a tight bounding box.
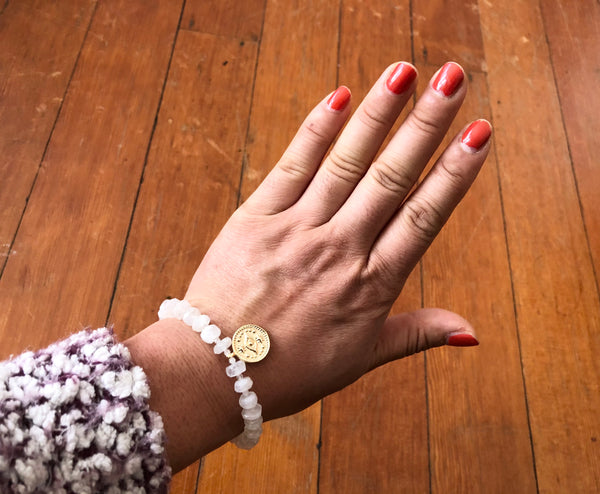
[232,324,270,363]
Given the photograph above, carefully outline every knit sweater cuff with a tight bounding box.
[0,327,172,493]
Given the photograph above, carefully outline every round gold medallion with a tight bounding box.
[232,324,270,363]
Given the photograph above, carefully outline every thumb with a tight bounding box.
[370,308,479,370]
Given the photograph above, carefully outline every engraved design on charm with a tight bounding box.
[232,324,270,363]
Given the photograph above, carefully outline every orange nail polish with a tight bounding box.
[447,333,479,347]
[461,120,492,150]
[432,62,464,96]
[385,62,417,95]
[327,86,351,111]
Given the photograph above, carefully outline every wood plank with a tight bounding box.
[104,31,259,493]
[195,0,340,492]
[0,0,182,357]
[541,0,600,288]
[182,0,264,40]
[413,3,535,491]
[0,0,95,260]
[107,31,258,338]
[319,289,425,493]
[412,0,485,72]
[168,459,200,493]
[238,0,340,202]
[422,68,536,493]
[0,0,597,492]
[479,0,600,491]
[106,1,265,486]
[109,34,256,352]
[319,1,428,492]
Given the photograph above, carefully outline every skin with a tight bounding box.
[124,61,492,473]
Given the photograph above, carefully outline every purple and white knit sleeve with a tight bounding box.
[0,327,171,493]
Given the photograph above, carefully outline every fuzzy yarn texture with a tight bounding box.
[0,328,171,493]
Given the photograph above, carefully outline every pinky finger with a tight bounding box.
[243,87,352,215]
[370,119,492,277]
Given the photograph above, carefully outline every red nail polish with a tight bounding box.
[327,86,351,111]
[447,333,480,347]
[385,62,417,95]
[432,62,464,96]
[461,120,492,150]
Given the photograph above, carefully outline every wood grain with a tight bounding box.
[0,0,182,357]
[413,0,485,72]
[107,1,267,487]
[422,68,536,493]
[168,459,200,494]
[238,0,341,203]
[479,0,600,490]
[106,30,259,492]
[320,323,426,493]
[107,31,257,338]
[0,1,598,492]
[0,0,95,260]
[195,1,340,492]
[412,2,537,491]
[541,0,600,288]
[182,0,264,41]
[319,1,428,493]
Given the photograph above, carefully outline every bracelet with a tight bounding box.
[157,298,268,449]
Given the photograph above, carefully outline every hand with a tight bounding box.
[185,61,491,420]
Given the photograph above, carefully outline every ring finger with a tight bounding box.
[371,119,493,278]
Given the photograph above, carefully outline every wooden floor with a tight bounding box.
[1,0,599,492]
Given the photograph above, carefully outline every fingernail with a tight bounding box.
[327,86,351,111]
[461,119,492,150]
[385,62,417,95]
[432,62,464,96]
[447,333,479,347]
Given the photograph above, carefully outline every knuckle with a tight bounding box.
[436,155,467,186]
[358,103,394,132]
[411,327,433,355]
[365,249,400,289]
[277,157,313,180]
[370,159,414,195]
[402,197,445,242]
[325,149,365,183]
[407,107,443,138]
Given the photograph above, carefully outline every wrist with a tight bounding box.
[123,318,242,472]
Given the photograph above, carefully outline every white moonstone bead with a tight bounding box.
[244,417,263,431]
[239,391,258,409]
[173,299,191,319]
[213,337,232,355]
[244,416,263,430]
[231,433,257,450]
[200,324,221,344]
[225,360,246,378]
[241,404,262,421]
[244,429,261,441]
[158,299,178,319]
[182,308,200,326]
[234,376,253,394]
[191,314,210,332]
